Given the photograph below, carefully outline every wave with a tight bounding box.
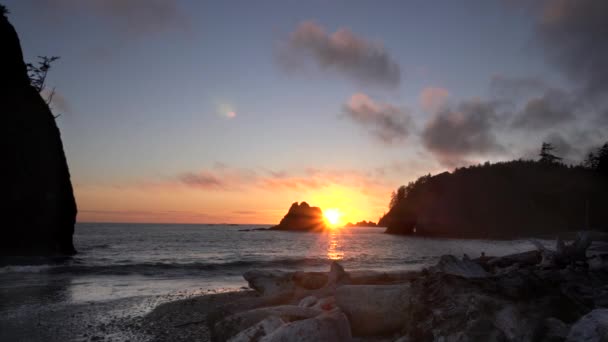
[0,257,340,276]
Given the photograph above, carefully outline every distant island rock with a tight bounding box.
[345,220,377,228]
[270,202,327,232]
[1,9,77,256]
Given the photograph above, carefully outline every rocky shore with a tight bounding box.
[140,233,608,341]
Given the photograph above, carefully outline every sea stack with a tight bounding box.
[0,8,77,256]
[270,202,327,231]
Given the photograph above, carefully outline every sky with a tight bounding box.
[4,0,607,224]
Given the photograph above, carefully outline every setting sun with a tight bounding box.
[324,208,342,227]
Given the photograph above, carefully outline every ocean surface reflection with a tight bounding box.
[326,231,344,260]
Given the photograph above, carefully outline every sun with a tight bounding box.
[324,208,342,227]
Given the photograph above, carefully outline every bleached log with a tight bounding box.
[260,309,352,342]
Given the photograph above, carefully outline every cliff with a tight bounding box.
[0,8,77,255]
[379,160,608,238]
[270,202,327,232]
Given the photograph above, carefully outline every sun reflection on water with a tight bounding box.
[326,231,344,260]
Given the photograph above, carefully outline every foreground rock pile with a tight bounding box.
[203,234,608,341]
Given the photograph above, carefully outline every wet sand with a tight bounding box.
[0,287,253,342]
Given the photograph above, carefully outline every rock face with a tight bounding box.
[0,10,77,256]
[270,202,326,232]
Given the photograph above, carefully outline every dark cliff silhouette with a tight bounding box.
[0,7,77,255]
[379,157,608,238]
[345,220,377,228]
[270,202,327,232]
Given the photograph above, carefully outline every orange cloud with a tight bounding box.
[75,165,407,225]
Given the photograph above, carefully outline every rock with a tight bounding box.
[492,305,538,342]
[243,270,295,297]
[228,316,284,342]
[588,254,608,271]
[566,309,608,342]
[214,305,321,341]
[260,309,352,342]
[344,221,377,228]
[269,202,327,231]
[335,284,411,336]
[435,255,489,278]
[542,317,569,342]
[0,6,77,256]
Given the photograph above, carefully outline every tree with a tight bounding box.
[539,142,562,164]
[582,142,608,176]
[389,185,408,209]
[595,143,608,175]
[583,151,599,170]
[26,56,62,118]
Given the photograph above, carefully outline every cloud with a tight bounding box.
[44,0,188,37]
[342,93,412,144]
[278,21,401,87]
[421,99,504,167]
[179,172,224,189]
[419,87,449,114]
[511,88,578,130]
[489,75,547,101]
[170,164,393,195]
[537,0,608,100]
[177,164,256,191]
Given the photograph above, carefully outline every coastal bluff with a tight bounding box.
[270,202,327,232]
[0,9,77,255]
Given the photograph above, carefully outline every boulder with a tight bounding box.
[269,202,327,231]
[542,317,569,342]
[566,309,608,342]
[260,309,352,342]
[0,6,77,256]
[335,284,411,336]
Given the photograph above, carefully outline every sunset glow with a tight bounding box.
[324,208,342,227]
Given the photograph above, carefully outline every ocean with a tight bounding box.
[0,223,550,340]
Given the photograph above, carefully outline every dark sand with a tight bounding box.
[0,288,255,342]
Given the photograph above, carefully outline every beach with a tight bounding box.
[0,223,557,341]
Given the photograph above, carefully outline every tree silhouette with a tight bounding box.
[389,185,407,209]
[26,56,61,118]
[539,142,562,164]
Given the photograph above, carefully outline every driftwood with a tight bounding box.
[531,232,592,267]
[201,232,608,341]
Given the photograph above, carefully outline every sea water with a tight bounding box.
[0,222,547,306]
